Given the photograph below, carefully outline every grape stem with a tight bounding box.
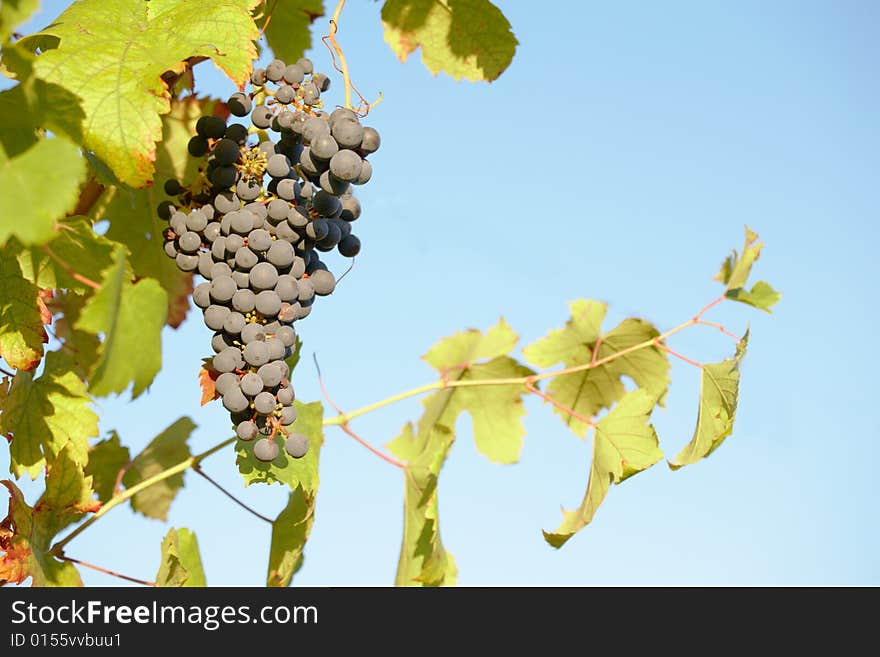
[322,295,729,429]
[41,245,101,290]
[49,437,237,555]
[524,378,597,428]
[322,0,383,115]
[56,554,155,587]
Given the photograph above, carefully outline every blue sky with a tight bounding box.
[2,0,878,585]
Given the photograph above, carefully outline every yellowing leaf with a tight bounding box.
[381,0,517,82]
[524,301,670,437]
[0,244,47,371]
[0,138,85,246]
[0,351,98,479]
[267,486,315,587]
[0,446,100,586]
[122,417,196,520]
[75,246,168,398]
[670,333,748,470]
[27,0,260,186]
[544,389,663,548]
[156,527,206,587]
[715,227,781,312]
[262,0,324,65]
[0,0,39,44]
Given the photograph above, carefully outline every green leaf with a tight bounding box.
[236,401,324,491]
[0,446,100,586]
[523,300,670,437]
[422,319,533,463]
[25,0,260,187]
[45,291,101,381]
[267,485,315,587]
[155,527,206,587]
[96,97,222,326]
[726,281,781,313]
[544,389,663,548]
[0,0,39,44]
[0,85,38,161]
[0,137,85,246]
[715,226,781,312]
[15,218,118,293]
[670,332,749,470]
[381,0,517,82]
[0,351,98,479]
[122,417,195,520]
[0,243,47,371]
[388,411,457,587]
[75,246,168,398]
[84,433,131,503]
[262,0,323,64]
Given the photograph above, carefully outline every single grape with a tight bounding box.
[283,64,305,84]
[302,83,320,105]
[204,305,231,331]
[253,438,279,462]
[157,200,176,220]
[360,127,381,154]
[329,149,363,182]
[289,256,306,278]
[232,270,250,289]
[249,262,278,291]
[331,120,364,149]
[243,341,270,367]
[275,325,297,347]
[210,275,236,303]
[228,92,253,117]
[197,115,227,139]
[267,199,290,221]
[275,85,296,104]
[319,170,350,196]
[266,59,286,81]
[175,253,199,272]
[317,221,342,250]
[236,177,262,201]
[330,107,358,127]
[185,212,208,234]
[298,147,322,177]
[310,132,339,161]
[223,388,249,413]
[275,359,290,379]
[232,288,256,313]
[266,153,291,179]
[276,179,299,201]
[255,290,283,317]
[303,117,330,144]
[248,228,272,252]
[164,179,183,196]
[235,246,259,271]
[354,159,372,185]
[274,275,299,303]
[236,420,258,441]
[241,323,266,344]
[212,332,231,354]
[214,191,240,214]
[214,347,242,373]
[310,269,336,296]
[338,234,361,257]
[257,362,283,388]
[266,240,295,268]
[266,337,286,361]
[188,135,209,157]
[297,278,315,302]
[313,72,331,91]
[215,371,239,396]
[253,391,277,415]
[225,233,245,254]
[197,252,214,279]
[209,262,231,281]
[225,123,249,144]
[312,191,341,217]
[177,231,202,253]
[210,165,237,188]
[251,68,267,85]
[340,194,361,221]
[223,311,246,335]
[277,302,299,323]
[332,217,352,238]
[274,220,297,242]
[277,386,295,405]
[240,372,264,398]
[213,138,241,166]
[251,106,274,129]
[305,218,329,241]
[285,433,309,458]
[296,57,314,74]
[287,206,309,228]
[193,282,211,309]
[279,406,298,426]
[170,212,188,234]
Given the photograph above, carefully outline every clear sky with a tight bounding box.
[2,0,878,585]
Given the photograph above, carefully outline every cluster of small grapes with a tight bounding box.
[156,56,380,463]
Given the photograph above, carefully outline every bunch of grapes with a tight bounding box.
[156,56,380,462]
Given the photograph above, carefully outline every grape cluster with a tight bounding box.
[156,56,380,462]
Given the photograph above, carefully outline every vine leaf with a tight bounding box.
[388,412,457,586]
[267,485,315,587]
[423,319,534,463]
[261,0,324,65]
[544,389,664,548]
[0,0,39,44]
[715,226,781,313]
[523,300,670,437]
[155,527,206,587]
[198,363,220,407]
[0,137,85,247]
[44,292,101,381]
[122,417,196,520]
[84,432,131,503]
[0,446,100,586]
[75,246,168,398]
[14,218,118,293]
[670,332,749,470]
[236,401,324,492]
[97,97,226,327]
[0,351,99,479]
[23,0,260,187]
[0,244,47,371]
[381,0,517,83]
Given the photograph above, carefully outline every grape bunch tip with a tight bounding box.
[157,56,380,462]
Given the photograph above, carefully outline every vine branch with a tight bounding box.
[193,465,273,524]
[41,245,101,290]
[322,0,382,115]
[57,554,155,587]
